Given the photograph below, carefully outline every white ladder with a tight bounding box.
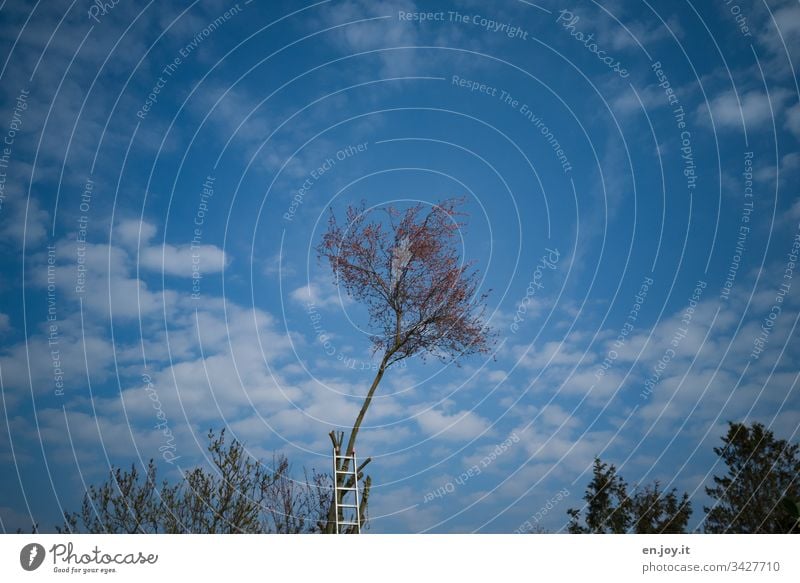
[333,450,361,534]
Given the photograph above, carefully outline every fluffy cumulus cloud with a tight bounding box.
[116,218,229,277]
[699,90,792,130]
[786,102,800,140]
[140,242,228,277]
[290,277,350,310]
[416,407,492,441]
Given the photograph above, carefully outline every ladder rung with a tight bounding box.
[333,449,360,534]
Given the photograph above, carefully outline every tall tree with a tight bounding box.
[567,457,692,533]
[59,430,333,534]
[704,421,800,533]
[779,497,800,533]
[317,198,492,532]
[632,483,692,534]
[568,458,632,533]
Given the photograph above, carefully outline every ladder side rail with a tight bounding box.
[352,451,361,534]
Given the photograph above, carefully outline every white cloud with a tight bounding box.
[788,197,800,222]
[29,240,178,319]
[609,15,682,51]
[786,102,800,140]
[113,303,300,424]
[114,218,157,249]
[782,152,800,173]
[368,484,444,532]
[700,90,791,130]
[315,0,422,77]
[416,407,491,441]
[262,251,296,277]
[115,219,228,277]
[558,367,626,400]
[514,340,589,369]
[0,196,48,248]
[754,0,800,68]
[514,422,616,473]
[610,84,670,116]
[140,242,228,277]
[770,2,800,38]
[290,279,349,309]
[0,311,118,407]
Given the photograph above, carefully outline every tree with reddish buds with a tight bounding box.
[316,198,493,533]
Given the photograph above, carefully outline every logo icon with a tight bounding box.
[20,543,46,571]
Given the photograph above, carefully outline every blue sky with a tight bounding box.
[1,0,799,533]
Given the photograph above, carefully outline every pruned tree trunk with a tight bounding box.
[323,356,388,533]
